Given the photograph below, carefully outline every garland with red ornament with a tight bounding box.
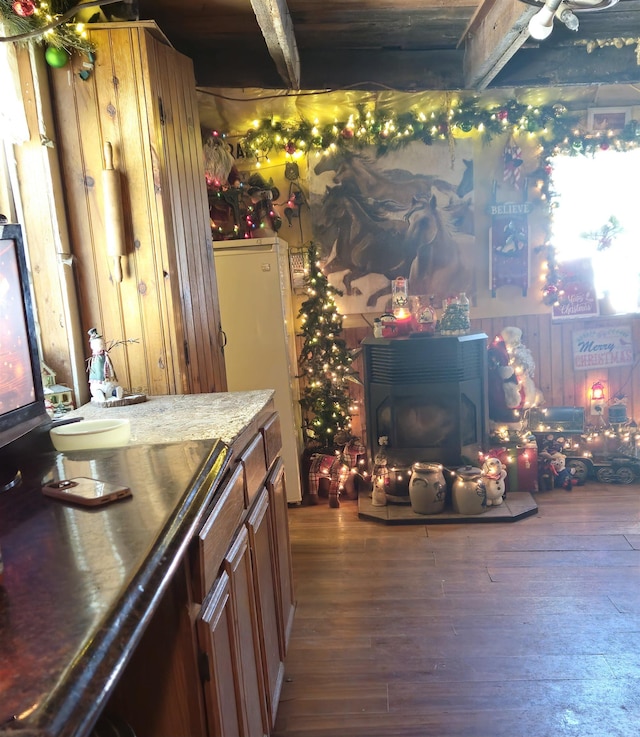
[0,0,108,64]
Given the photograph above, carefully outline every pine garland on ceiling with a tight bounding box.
[240,99,640,162]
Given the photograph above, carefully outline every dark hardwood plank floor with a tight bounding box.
[273,483,640,737]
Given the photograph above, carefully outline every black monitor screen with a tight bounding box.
[0,223,47,450]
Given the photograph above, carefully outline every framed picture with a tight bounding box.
[587,107,631,134]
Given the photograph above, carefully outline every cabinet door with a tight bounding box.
[224,527,269,737]
[107,565,207,737]
[197,571,243,737]
[246,488,285,728]
[266,459,296,656]
[48,23,227,396]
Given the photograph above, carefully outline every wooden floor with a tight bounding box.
[273,483,640,737]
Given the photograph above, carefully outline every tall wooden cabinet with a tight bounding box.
[49,22,226,396]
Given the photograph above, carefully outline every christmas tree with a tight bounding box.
[297,243,355,448]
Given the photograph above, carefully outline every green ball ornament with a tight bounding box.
[45,46,70,68]
[459,121,473,133]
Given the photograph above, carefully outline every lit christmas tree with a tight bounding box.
[297,243,355,448]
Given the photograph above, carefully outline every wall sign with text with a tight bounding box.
[552,258,599,321]
[488,201,531,297]
[572,325,634,370]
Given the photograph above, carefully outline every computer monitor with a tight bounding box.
[0,223,48,465]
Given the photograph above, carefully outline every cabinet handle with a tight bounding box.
[220,328,227,349]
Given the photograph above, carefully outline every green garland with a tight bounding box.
[0,0,95,53]
[242,99,640,161]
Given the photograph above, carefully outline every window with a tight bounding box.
[550,148,640,315]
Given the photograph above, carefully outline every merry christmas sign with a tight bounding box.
[572,325,634,371]
[551,258,599,321]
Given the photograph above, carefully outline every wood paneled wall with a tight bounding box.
[48,23,226,398]
[337,313,640,440]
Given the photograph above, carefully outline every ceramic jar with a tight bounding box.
[452,465,485,515]
[408,462,446,515]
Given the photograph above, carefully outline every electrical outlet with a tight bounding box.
[590,399,604,416]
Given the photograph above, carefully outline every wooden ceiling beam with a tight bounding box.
[490,43,640,88]
[191,48,464,90]
[460,0,537,90]
[249,0,301,89]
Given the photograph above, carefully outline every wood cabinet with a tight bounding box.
[49,22,226,396]
[196,417,293,736]
[97,409,294,737]
[106,561,208,737]
[267,459,296,654]
[246,488,286,729]
[222,528,269,737]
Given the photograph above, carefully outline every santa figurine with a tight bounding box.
[487,333,521,424]
[500,326,544,409]
[87,328,124,403]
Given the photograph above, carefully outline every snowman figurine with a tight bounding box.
[480,457,507,507]
[87,328,124,403]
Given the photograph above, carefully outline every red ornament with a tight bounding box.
[544,164,553,175]
[341,128,354,139]
[600,141,610,151]
[12,0,36,16]
[497,109,509,121]
[284,140,296,154]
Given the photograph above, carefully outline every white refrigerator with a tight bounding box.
[213,237,303,503]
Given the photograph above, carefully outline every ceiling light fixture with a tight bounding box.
[520,0,620,40]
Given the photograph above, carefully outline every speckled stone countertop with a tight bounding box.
[0,390,274,737]
[66,390,275,446]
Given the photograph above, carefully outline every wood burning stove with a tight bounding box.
[361,334,489,469]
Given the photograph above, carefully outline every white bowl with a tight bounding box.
[50,418,131,451]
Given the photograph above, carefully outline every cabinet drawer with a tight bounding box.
[260,412,282,470]
[237,432,268,508]
[192,463,245,604]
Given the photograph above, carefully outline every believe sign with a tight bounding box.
[572,326,634,371]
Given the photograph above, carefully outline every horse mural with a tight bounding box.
[406,191,475,302]
[316,186,414,307]
[314,150,460,211]
[311,145,475,310]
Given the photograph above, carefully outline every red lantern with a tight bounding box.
[591,380,605,401]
